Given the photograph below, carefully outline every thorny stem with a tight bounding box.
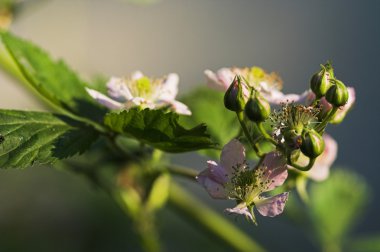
[168,182,266,252]
[236,111,263,157]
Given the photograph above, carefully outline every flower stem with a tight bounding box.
[168,182,266,252]
[165,164,198,181]
[288,156,316,171]
[257,122,277,145]
[236,111,263,157]
[315,106,338,133]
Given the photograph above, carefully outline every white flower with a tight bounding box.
[86,71,191,115]
[204,66,304,104]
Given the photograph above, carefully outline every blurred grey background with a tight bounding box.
[0,0,379,251]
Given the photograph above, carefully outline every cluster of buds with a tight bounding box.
[198,63,354,224]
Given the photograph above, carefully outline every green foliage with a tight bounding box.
[0,32,107,122]
[146,173,170,211]
[0,110,98,169]
[104,108,216,153]
[309,169,370,251]
[350,235,380,252]
[180,87,239,157]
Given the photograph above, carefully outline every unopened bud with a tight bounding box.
[300,129,325,158]
[310,63,334,98]
[325,79,349,107]
[244,91,271,122]
[224,76,245,112]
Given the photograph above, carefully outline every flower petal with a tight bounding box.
[196,161,228,199]
[157,73,179,101]
[256,192,289,217]
[204,68,234,91]
[225,203,254,222]
[220,139,246,177]
[168,100,192,115]
[260,152,288,191]
[307,134,338,181]
[131,71,144,80]
[107,77,133,102]
[85,88,124,110]
[263,89,310,105]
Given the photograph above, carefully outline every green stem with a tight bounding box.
[166,164,198,181]
[288,156,316,171]
[236,111,263,157]
[168,182,266,252]
[257,122,277,145]
[315,107,338,133]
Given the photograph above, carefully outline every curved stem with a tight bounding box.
[288,156,316,171]
[168,182,266,252]
[236,111,263,157]
[257,122,277,145]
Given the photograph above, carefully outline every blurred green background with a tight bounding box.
[0,0,379,251]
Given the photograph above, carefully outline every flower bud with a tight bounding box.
[300,129,325,159]
[310,69,331,99]
[224,76,245,112]
[244,91,271,122]
[325,79,349,107]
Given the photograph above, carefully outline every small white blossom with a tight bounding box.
[86,71,191,115]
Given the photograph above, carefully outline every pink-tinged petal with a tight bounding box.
[256,192,289,217]
[168,100,192,115]
[260,152,288,191]
[220,139,246,177]
[157,73,179,101]
[107,77,133,102]
[307,134,338,181]
[225,203,254,222]
[216,68,235,90]
[131,71,144,80]
[204,68,234,91]
[85,88,124,110]
[263,89,310,105]
[331,87,355,123]
[196,161,228,199]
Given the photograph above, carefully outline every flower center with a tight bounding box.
[271,103,320,135]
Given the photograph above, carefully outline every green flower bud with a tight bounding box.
[300,129,325,158]
[224,76,246,112]
[325,79,349,107]
[310,63,334,98]
[244,91,271,122]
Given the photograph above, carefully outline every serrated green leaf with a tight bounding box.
[104,108,216,152]
[180,87,239,158]
[309,169,370,250]
[0,110,99,169]
[0,32,107,122]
